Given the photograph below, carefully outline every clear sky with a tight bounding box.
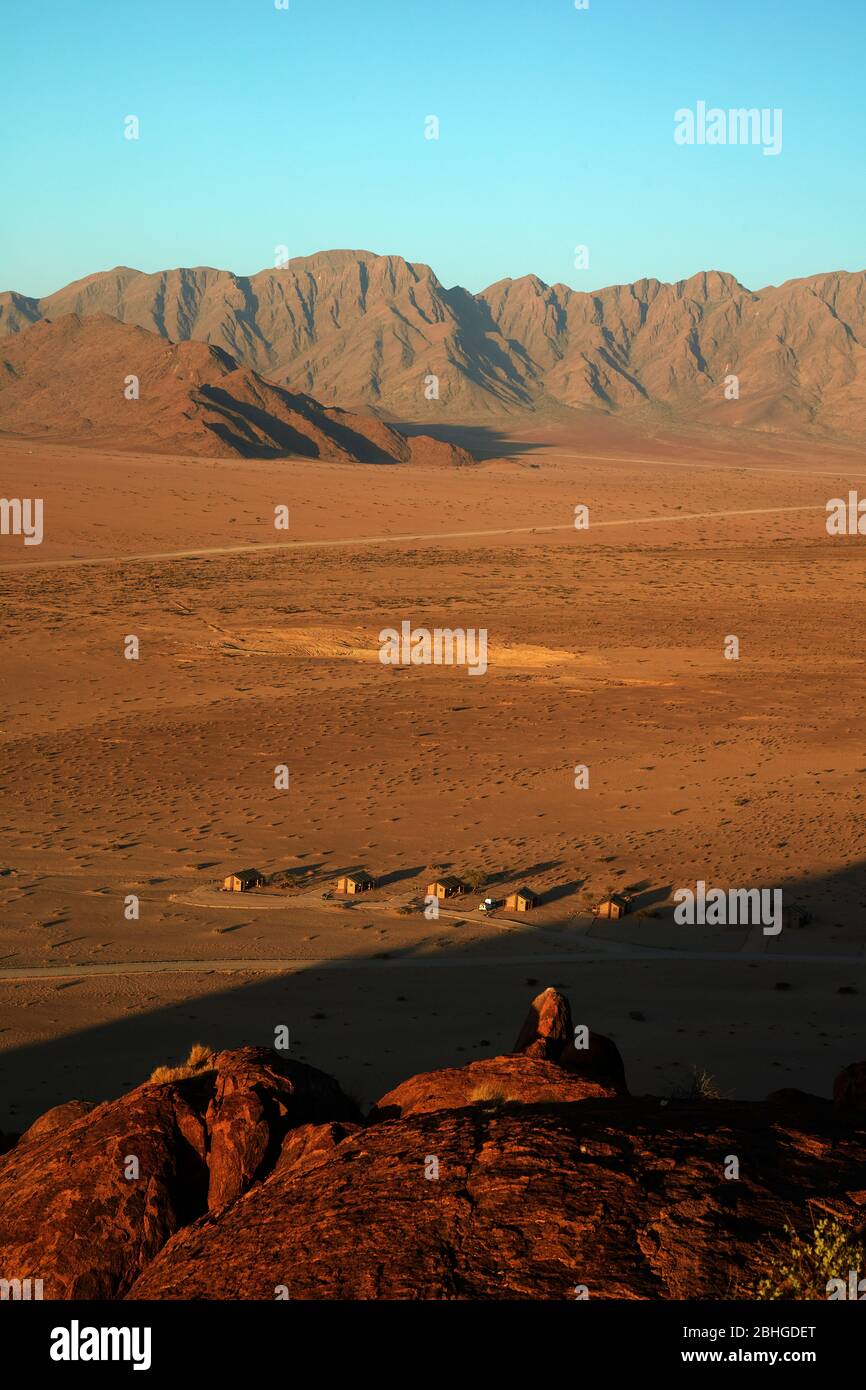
[2,0,864,298]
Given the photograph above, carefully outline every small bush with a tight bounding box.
[754,1218,865,1300]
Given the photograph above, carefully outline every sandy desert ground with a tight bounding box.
[1,414,865,1129]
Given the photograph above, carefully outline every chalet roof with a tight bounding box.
[347,871,376,883]
[431,874,465,888]
[231,868,262,882]
[511,886,539,899]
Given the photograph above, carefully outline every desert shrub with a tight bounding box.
[148,1041,214,1085]
[469,1084,508,1107]
[754,1218,865,1300]
[668,1065,724,1100]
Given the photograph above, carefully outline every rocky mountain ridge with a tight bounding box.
[2,252,865,436]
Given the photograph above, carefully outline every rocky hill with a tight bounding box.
[0,312,475,465]
[0,989,863,1301]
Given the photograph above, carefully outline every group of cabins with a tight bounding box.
[426,877,539,913]
[219,871,808,931]
[222,865,633,920]
[333,873,543,911]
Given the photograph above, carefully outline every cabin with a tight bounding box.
[337,871,376,895]
[505,886,539,913]
[426,875,466,900]
[223,868,264,893]
[594,892,633,920]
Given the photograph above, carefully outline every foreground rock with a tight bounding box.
[128,1085,866,1300]
[0,1048,358,1298]
[2,996,865,1301]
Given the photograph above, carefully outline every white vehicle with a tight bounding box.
[479,897,498,913]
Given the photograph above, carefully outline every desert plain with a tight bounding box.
[1,410,865,1131]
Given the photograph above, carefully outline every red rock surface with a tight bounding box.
[1,1000,865,1301]
[127,1088,866,1301]
[370,1054,613,1121]
[19,1099,96,1143]
[0,1048,358,1298]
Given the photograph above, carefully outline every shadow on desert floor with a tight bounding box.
[0,858,864,1130]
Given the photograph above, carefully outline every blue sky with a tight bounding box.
[2,0,864,297]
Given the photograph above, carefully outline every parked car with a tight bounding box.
[478,897,500,913]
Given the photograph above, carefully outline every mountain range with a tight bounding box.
[2,251,866,439]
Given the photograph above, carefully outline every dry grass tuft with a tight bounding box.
[147,1041,215,1085]
[469,1083,509,1107]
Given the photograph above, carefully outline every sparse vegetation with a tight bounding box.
[469,1083,508,1107]
[147,1041,214,1085]
[669,1065,725,1100]
[464,866,488,894]
[753,1218,865,1300]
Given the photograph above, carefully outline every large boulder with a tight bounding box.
[203,1047,358,1210]
[513,988,628,1093]
[370,1055,613,1122]
[512,987,574,1060]
[558,1031,628,1095]
[20,1100,97,1144]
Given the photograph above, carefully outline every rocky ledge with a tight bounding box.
[0,989,863,1300]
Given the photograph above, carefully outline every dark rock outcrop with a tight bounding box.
[1,999,864,1301]
[127,1087,866,1301]
[0,1049,358,1298]
[513,987,628,1093]
[834,1062,866,1113]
